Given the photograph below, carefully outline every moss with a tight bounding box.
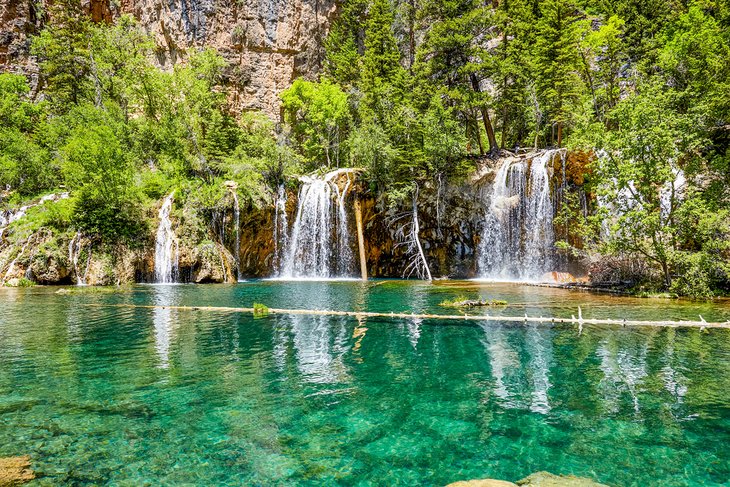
[440,296,508,307]
[253,302,269,317]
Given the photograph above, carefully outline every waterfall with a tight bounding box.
[273,184,289,275]
[154,192,178,283]
[279,170,356,279]
[478,150,558,281]
[68,232,89,286]
[231,190,242,281]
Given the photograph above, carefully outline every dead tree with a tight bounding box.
[388,185,433,281]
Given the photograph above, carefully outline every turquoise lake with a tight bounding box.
[1,280,729,485]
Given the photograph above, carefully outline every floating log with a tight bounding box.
[77,304,730,329]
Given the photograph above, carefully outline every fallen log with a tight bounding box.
[77,303,730,329]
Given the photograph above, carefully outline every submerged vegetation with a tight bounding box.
[0,0,729,295]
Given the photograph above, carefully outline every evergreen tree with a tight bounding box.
[32,0,93,108]
[534,0,585,146]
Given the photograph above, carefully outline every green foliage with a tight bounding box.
[439,296,508,307]
[534,0,585,146]
[0,74,56,196]
[252,302,270,317]
[281,79,351,168]
[5,277,36,288]
[2,0,730,296]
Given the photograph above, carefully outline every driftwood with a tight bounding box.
[79,303,730,330]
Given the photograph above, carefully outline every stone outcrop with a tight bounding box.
[0,0,338,116]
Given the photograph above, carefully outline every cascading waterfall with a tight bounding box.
[273,184,289,275]
[154,192,178,283]
[279,170,356,279]
[478,150,559,281]
[333,177,355,276]
[231,190,242,281]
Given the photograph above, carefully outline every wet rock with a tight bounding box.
[517,471,610,487]
[446,480,518,487]
[85,252,115,286]
[192,243,234,283]
[0,455,35,485]
[29,255,70,284]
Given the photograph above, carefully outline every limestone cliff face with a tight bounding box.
[0,0,337,115]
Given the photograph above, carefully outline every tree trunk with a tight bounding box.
[354,198,368,281]
[557,121,563,147]
[480,107,498,154]
[470,74,498,153]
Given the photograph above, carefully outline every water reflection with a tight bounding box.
[481,324,521,407]
[152,285,179,369]
[597,334,648,414]
[2,283,729,486]
[269,282,354,385]
[525,325,553,414]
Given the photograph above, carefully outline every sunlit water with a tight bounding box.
[1,281,729,486]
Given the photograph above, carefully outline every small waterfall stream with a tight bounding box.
[478,150,560,281]
[231,190,242,281]
[273,184,289,275]
[154,192,178,283]
[68,232,90,285]
[278,170,356,279]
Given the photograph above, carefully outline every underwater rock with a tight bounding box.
[517,471,609,487]
[446,480,518,487]
[0,455,35,485]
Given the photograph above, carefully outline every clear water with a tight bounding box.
[1,281,729,486]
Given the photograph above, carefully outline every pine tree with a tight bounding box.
[362,0,404,114]
[534,0,585,146]
[31,0,93,107]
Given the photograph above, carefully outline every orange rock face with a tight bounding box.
[0,0,338,117]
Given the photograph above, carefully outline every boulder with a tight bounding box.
[517,471,610,487]
[447,480,518,487]
[29,255,70,284]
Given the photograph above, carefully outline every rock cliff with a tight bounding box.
[0,0,338,115]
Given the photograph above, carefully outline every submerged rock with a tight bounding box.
[0,455,35,485]
[446,480,518,487]
[517,471,609,487]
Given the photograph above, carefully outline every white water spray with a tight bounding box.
[231,190,242,281]
[279,170,356,279]
[68,232,90,285]
[154,192,178,283]
[273,184,289,275]
[478,150,559,281]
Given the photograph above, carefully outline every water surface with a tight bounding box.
[1,281,729,485]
